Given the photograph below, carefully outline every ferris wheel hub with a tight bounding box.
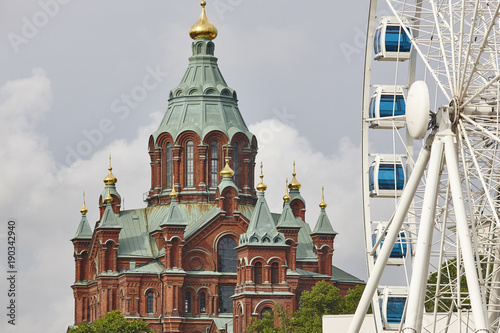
[448,97,460,125]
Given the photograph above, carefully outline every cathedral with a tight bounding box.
[70,2,364,332]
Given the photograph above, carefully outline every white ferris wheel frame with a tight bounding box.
[352,0,500,332]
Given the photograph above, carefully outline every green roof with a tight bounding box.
[239,191,285,246]
[152,39,254,144]
[331,265,365,284]
[277,201,301,229]
[160,199,187,226]
[72,214,92,240]
[312,208,337,235]
[98,204,122,229]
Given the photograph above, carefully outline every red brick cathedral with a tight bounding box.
[71,3,363,333]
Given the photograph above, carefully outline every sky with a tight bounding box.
[0,1,369,331]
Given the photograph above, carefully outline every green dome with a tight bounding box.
[152,39,254,144]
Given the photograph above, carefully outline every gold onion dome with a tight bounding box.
[103,155,117,185]
[220,148,234,178]
[80,192,88,215]
[256,162,267,192]
[170,174,178,199]
[104,187,113,203]
[319,186,327,209]
[288,161,301,190]
[189,1,218,40]
[283,179,291,202]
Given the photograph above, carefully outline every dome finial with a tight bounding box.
[220,146,235,178]
[319,186,327,209]
[80,191,88,215]
[256,162,267,192]
[189,1,218,40]
[283,179,291,202]
[170,173,178,199]
[288,161,301,190]
[103,155,118,185]
[104,187,113,203]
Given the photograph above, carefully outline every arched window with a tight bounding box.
[233,142,239,186]
[218,237,237,272]
[185,291,191,313]
[147,291,154,313]
[218,285,235,313]
[200,292,206,313]
[211,141,218,187]
[186,141,194,187]
[166,142,172,188]
[254,262,263,284]
[260,307,274,319]
[271,262,279,284]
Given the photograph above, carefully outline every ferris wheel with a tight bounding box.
[350,1,500,332]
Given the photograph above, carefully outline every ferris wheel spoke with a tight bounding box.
[461,1,500,101]
[459,0,480,94]
[462,72,500,108]
[386,0,452,100]
[429,0,456,96]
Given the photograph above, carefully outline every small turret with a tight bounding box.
[71,192,93,284]
[99,156,121,217]
[72,192,92,241]
[287,162,306,221]
[311,187,337,276]
[239,163,285,245]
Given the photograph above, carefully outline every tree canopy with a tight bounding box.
[247,281,366,333]
[68,310,153,333]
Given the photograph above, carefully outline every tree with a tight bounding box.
[292,280,344,333]
[68,310,153,333]
[246,303,293,333]
[343,285,370,314]
[425,258,469,313]
[247,281,367,333]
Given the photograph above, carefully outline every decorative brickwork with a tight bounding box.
[71,5,364,332]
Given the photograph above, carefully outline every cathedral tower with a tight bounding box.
[146,1,257,206]
[70,3,363,332]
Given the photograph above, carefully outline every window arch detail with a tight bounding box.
[166,142,172,188]
[186,141,194,187]
[271,262,279,284]
[254,262,263,284]
[199,292,206,313]
[218,237,237,272]
[260,306,274,319]
[147,291,154,313]
[210,141,219,187]
[185,291,192,313]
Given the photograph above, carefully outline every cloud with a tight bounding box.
[0,70,365,332]
[0,70,155,332]
[250,119,366,279]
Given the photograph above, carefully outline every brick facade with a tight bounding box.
[71,5,364,332]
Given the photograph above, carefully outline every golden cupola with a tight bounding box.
[256,162,267,192]
[288,161,301,190]
[80,192,88,215]
[103,155,117,185]
[189,1,218,40]
[220,147,235,178]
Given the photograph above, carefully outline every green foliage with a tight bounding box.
[68,310,153,333]
[343,285,371,314]
[425,258,469,313]
[246,303,293,333]
[292,281,344,333]
[246,281,367,333]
